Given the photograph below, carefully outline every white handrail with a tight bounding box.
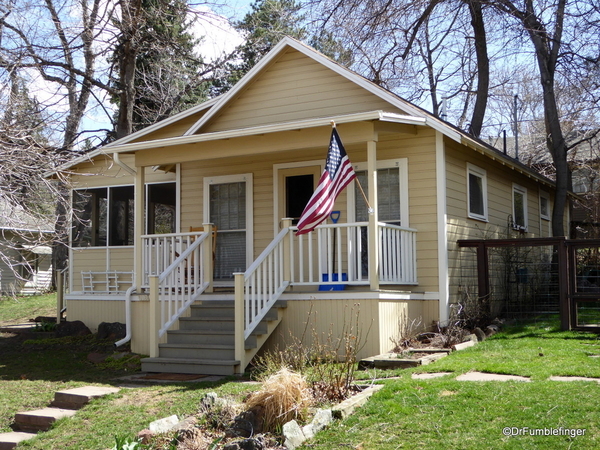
[241,227,291,340]
[144,231,210,338]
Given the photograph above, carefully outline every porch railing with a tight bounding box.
[233,221,417,369]
[288,221,418,286]
[143,230,212,355]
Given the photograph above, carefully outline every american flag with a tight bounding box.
[296,128,356,235]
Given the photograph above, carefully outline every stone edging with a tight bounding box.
[283,384,384,450]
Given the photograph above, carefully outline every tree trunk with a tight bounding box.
[466,0,489,137]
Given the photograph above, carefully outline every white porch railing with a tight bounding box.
[288,221,418,286]
[233,221,417,369]
[143,230,212,354]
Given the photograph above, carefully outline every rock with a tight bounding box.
[473,327,486,341]
[33,316,57,323]
[55,320,91,338]
[223,437,265,450]
[302,409,333,439]
[97,322,126,341]
[149,415,179,433]
[485,324,500,336]
[137,429,154,444]
[283,420,306,450]
[462,333,478,343]
[227,407,264,438]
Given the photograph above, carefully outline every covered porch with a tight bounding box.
[139,218,417,371]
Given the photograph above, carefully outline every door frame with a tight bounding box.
[273,160,323,235]
[203,173,254,279]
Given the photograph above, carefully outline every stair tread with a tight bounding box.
[141,357,239,366]
[159,343,233,349]
[168,329,234,335]
[180,316,234,321]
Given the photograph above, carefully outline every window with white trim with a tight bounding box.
[467,164,487,221]
[539,190,550,221]
[513,184,528,230]
[72,182,176,247]
[350,159,409,226]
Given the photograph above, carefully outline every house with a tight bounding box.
[0,198,53,296]
[58,37,567,375]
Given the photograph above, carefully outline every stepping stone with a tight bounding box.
[549,376,600,383]
[51,386,120,410]
[13,408,78,432]
[412,372,453,379]
[456,372,530,382]
[0,431,37,450]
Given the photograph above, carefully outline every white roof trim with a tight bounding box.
[104,110,426,154]
[105,96,221,148]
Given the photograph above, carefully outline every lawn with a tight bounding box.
[2,295,600,449]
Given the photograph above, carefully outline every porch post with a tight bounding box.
[282,218,293,283]
[149,275,159,358]
[203,223,214,293]
[134,166,146,290]
[234,272,245,374]
[367,139,379,291]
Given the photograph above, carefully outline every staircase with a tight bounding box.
[141,294,287,376]
[0,386,119,450]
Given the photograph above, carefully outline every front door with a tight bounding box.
[205,174,253,283]
[277,165,321,226]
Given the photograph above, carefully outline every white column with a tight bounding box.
[134,166,145,290]
[367,140,379,291]
[435,131,449,324]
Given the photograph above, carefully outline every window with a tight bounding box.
[513,184,528,230]
[539,190,550,221]
[147,183,176,234]
[72,182,176,247]
[467,164,487,221]
[350,159,408,226]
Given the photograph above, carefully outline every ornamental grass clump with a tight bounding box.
[244,367,313,432]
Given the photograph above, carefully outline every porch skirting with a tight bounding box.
[65,292,439,359]
[261,293,439,360]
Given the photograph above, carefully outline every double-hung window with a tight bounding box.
[513,184,528,230]
[539,190,550,221]
[467,164,487,221]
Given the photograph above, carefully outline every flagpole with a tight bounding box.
[330,120,373,213]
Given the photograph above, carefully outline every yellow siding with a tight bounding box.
[260,297,438,360]
[202,48,406,133]
[444,138,564,305]
[67,299,125,333]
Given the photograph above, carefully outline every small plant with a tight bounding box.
[244,367,312,432]
[252,302,369,403]
[111,435,141,450]
[390,313,423,351]
[34,320,57,332]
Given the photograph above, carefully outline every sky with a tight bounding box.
[78,1,254,147]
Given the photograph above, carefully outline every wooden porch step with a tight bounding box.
[165,330,257,347]
[158,342,254,360]
[140,357,240,376]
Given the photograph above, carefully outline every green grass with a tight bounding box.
[0,294,259,449]
[308,320,600,449]
[2,297,600,449]
[0,292,57,325]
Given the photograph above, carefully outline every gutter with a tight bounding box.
[112,152,137,176]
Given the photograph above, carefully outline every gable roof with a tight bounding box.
[60,37,555,189]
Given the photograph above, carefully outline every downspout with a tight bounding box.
[113,152,137,176]
[113,151,137,348]
[115,285,136,348]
